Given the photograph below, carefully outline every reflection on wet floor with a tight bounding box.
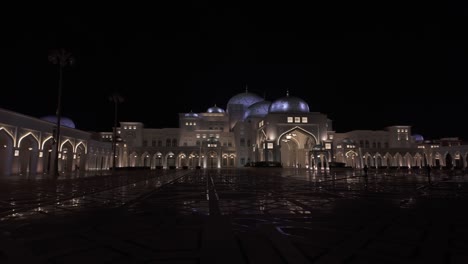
[122,168,468,220]
[1,168,467,225]
[0,170,191,222]
[1,168,468,263]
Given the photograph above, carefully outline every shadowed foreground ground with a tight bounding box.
[0,168,467,263]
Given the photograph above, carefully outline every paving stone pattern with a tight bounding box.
[0,168,467,263]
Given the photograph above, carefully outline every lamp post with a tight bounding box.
[109,93,124,174]
[48,49,74,178]
[199,140,202,168]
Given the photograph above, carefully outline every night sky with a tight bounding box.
[4,3,468,140]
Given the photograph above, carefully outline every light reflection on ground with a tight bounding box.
[0,168,467,225]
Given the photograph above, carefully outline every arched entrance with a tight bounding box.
[61,141,74,173]
[345,151,358,168]
[154,152,163,168]
[18,133,39,175]
[0,129,14,176]
[142,152,151,167]
[279,128,316,168]
[280,137,298,167]
[75,143,86,171]
[207,151,218,168]
[178,153,188,168]
[167,152,176,168]
[42,137,54,174]
[129,152,138,167]
[188,152,199,168]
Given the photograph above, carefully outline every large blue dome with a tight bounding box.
[268,94,310,113]
[244,100,271,119]
[227,91,264,109]
[40,115,76,128]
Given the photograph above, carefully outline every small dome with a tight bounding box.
[184,111,199,118]
[207,104,225,113]
[227,89,264,109]
[268,92,309,113]
[412,134,424,142]
[40,115,76,128]
[244,100,271,119]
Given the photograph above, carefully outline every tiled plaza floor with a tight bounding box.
[0,168,467,263]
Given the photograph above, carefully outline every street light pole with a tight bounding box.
[199,140,202,168]
[48,49,74,178]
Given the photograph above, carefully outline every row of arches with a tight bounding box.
[336,150,468,169]
[0,127,110,176]
[118,150,237,169]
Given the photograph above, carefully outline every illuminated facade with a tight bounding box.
[0,108,111,176]
[1,89,467,176]
[101,90,468,171]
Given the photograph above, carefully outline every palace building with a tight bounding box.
[1,89,467,176]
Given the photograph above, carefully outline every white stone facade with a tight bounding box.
[0,108,111,176]
[1,90,468,176]
[106,90,468,171]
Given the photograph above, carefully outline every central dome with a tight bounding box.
[268,93,310,113]
[244,100,271,119]
[227,90,263,109]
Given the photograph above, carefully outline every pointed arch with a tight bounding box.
[276,126,318,146]
[141,151,151,167]
[61,140,74,173]
[17,132,40,149]
[278,126,317,168]
[394,153,403,167]
[60,139,75,152]
[403,152,412,168]
[0,127,16,147]
[374,153,383,168]
[153,152,164,168]
[177,152,188,168]
[166,151,176,168]
[384,153,393,167]
[363,153,373,167]
[345,150,358,168]
[17,134,40,175]
[129,151,139,167]
[75,143,86,171]
[0,129,15,175]
[187,151,200,168]
[41,136,54,150]
[74,141,87,154]
[414,153,424,167]
[207,150,219,168]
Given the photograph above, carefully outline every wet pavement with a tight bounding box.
[0,168,467,263]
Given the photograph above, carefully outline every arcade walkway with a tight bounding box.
[0,168,467,263]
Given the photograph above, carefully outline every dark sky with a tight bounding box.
[3,3,468,140]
